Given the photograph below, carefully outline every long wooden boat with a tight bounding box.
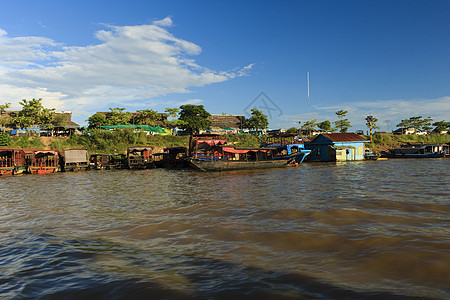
[27,150,60,174]
[188,134,310,172]
[0,148,26,175]
[381,144,448,159]
[189,151,307,172]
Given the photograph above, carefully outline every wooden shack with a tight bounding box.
[127,146,153,169]
[62,149,89,171]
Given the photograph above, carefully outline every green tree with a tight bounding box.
[301,119,317,134]
[0,103,11,128]
[317,120,332,131]
[286,127,299,134]
[178,104,211,134]
[88,113,107,128]
[108,108,131,125]
[420,117,433,132]
[134,109,159,126]
[433,120,449,133]
[164,107,179,128]
[12,98,56,128]
[244,108,269,130]
[397,116,433,133]
[396,119,411,134]
[0,132,11,146]
[334,110,352,133]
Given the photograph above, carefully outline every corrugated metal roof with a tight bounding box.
[312,133,368,142]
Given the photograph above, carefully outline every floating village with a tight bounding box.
[1,131,449,176]
[1,108,450,176]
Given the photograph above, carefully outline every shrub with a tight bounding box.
[0,133,11,146]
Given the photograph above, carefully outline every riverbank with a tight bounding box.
[3,130,450,154]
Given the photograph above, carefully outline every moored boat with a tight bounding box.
[364,149,381,160]
[0,148,26,175]
[381,144,449,158]
[26,150,60,174]
[127,146,153,169]
[188,134,310,172]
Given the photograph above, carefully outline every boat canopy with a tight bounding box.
[195,139,227,146]
[222,147,269,154]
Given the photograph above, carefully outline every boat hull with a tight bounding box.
[380,152,442,158]
[189,158,292,172]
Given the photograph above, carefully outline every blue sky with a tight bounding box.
[0,0,449,131]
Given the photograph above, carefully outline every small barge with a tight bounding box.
[381,144,449,159]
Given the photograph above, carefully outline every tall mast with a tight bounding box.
[307,72,310,121]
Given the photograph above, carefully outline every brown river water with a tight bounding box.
[0,159,449,299]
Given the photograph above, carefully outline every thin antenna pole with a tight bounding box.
[307,72,310,120]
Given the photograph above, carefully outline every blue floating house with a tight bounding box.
[305,133,369,162]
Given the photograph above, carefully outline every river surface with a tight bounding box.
[1,159,449,299]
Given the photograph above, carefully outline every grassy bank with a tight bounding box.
[4,130,450,154]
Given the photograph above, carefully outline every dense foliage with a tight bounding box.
[178,104,211,134]
[244,108,269,130]
[0,133,11,146]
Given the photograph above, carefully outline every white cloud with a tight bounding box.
[0,17,252,123]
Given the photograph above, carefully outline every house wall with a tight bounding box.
[333,142,366,160]
[306,141,366,162]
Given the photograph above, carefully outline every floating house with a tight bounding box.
[62,149,90,171]
[305,133,369,162]
[127,146,153,169]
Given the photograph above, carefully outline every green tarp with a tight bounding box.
[100,125,168,133]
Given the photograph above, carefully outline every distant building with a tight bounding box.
[393,127,426,135]
[206,115,245,134]
[0,110,79,134]
[305,133,369,162]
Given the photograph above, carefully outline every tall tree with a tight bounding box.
[244,108,269,130]
[164,107,181,128]
[178,104,211,134]
[317,120,332,132]
[0,103,11,128]
[108,108,131,125]
[134,109,160,126]
[301,119,317,134]
[12,98,56,128]
[88,113,107,128]
[433,120,449,133]
[397,116,433,133]
[334,110,351,133]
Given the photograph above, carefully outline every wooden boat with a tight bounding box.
[26,150,60,174]
[0,148,26,175]
[127,146,153,169]
[364,149,381,160]
[188,134,310,172]
[153,147,188,169]
[90,153,127,170]
[381,144,449,158]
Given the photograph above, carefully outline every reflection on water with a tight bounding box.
[1,159,449,299]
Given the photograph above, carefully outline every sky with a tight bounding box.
[0,0,449,131]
